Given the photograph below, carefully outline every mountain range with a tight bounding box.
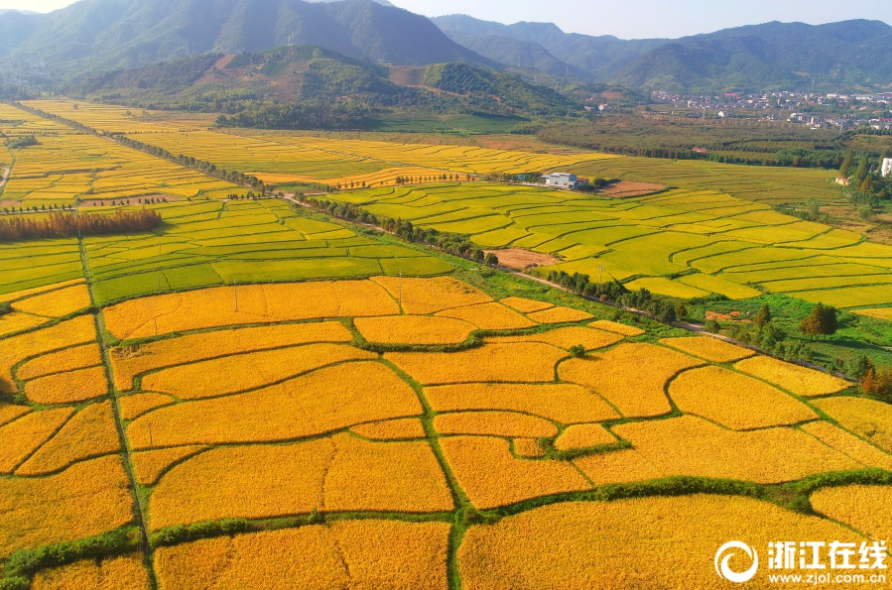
[1,0,891,93]
[433,15,892,92]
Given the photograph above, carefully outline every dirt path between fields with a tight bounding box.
[0,167,9,193]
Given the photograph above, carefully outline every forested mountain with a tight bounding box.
[434,15,892,91]
[0,0,493,77]
[65,44,582,122]
[445,33,593,80]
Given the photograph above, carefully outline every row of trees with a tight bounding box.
[0,210,162,241]
[295,195,499,265]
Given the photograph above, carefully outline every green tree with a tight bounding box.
[754,304,772,328]
[855,155,869,182]
[839,150,854,178]
[484,253,499,266]
[799,303,838,337]
[569,344,586,358]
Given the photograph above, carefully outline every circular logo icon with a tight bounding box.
[715,541,759,583]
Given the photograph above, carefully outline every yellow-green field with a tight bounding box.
[329,183,892,310]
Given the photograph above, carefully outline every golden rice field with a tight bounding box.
[0,104,239,207]
[2,100,892,590]
[3,263,890,589]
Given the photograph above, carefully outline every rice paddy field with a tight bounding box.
[2,246,891,589]
[327,182,892,312]
[0,103,240,208]
[22,100,618,188]
[2,99,892,589]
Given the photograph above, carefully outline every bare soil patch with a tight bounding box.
[705,311,750,323]
[600,181,666,198]
[484,249,560,271]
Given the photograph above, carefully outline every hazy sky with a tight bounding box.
[0,0,887,39]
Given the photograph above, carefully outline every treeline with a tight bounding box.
[215,101,368,131]
[4,135,38,149]
[0,210,162,241]
[10,102,269,193]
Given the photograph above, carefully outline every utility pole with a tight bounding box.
[399,271,403,310]
[598,265,605,287]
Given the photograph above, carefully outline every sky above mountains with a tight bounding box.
[0,0,887,38]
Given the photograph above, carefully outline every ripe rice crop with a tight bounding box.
[623,277,710,299]
[587,320,644,337]
[812,397,892,452]
[10,284,92,317]
[24,366,109,404]
[131,446,207,486]
[0,404,29,428]
[573,415,861,485]
[16,343,103,381]
[103,281,399,340]
[677,273,762,300]
[31,554,151,590]
[354,315,476,345]
[110,321,351,390]
[323,433,454,513]
[424,383,620,424]
[0,455,133,557]
[735,357,852,397]
[0,312,48,337]
[560,343,703,418]
[436,303,537,330]
[141,343,377,399]
[434,411,558,438]
[853,308,892,322]
[800,421,892,472]
[17,402,120,475]
[525,306,593,325]
[458,495,866,590]
[669,366,818,430]
[118,393,176,421]
[486,326,623,351]
[127,362,422,448]
[512,438,546,458]
[439,436,591,509]
[499,297,554,313]
[0,315,97,393]
[371,276,492,314]
[386,343,567,385]
[0,408,74,473]
[154,520,450,590]
[150,434,451,528]
[0,279,84,305]
[811,485,892,543]
[553,424,617,451]
[352,418,427,440]
[659,336,755,363]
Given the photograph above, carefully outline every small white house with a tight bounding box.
[544,173,580,189]
[883,158,892,178]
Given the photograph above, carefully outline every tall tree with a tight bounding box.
[754,304,772,328]
[839,151,854,178]
[799,303,838,337]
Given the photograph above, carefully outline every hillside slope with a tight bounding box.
[0,0,494,76]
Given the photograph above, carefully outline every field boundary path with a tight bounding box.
[76,232,159,589]
[0,166,9,193]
